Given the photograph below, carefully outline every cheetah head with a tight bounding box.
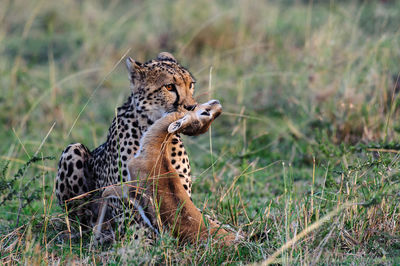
[126,52,197,122]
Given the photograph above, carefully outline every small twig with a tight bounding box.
[366,148,400,154]
[15,192,23,228]
[0,156,56,172]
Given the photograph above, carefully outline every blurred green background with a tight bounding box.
[1,0,400,264]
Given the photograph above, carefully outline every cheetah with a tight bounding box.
[94,100,238,244]
[55,52,199,230]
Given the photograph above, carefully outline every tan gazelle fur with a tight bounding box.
[94,100,238,245]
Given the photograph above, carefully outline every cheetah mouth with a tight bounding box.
[171,105,196,114]
[184,104,197,111]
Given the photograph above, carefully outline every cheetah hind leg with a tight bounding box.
[56,143,97,229]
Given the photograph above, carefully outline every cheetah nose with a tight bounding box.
[184,104,197,111]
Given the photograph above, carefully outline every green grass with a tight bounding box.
[1,0,400,264]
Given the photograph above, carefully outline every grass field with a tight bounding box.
[1,0,400,264]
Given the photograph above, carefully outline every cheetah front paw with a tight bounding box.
[93,222,115,245]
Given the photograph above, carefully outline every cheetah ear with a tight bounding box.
[126,57,144,76]
[157,52,177,63]
[126,57,143,71]
[126,57,145,85]
[168,115,189,133]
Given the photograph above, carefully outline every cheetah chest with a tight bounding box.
[92,111,194,198]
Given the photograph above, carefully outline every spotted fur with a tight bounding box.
[55,52,198,232]
[94,101,238,244]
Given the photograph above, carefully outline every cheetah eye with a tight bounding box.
[165,84,176,91]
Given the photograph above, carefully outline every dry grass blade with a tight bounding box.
[66,48,131,138]
[259,202,354,266]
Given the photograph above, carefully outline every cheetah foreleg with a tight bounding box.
[94,184,159,242]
